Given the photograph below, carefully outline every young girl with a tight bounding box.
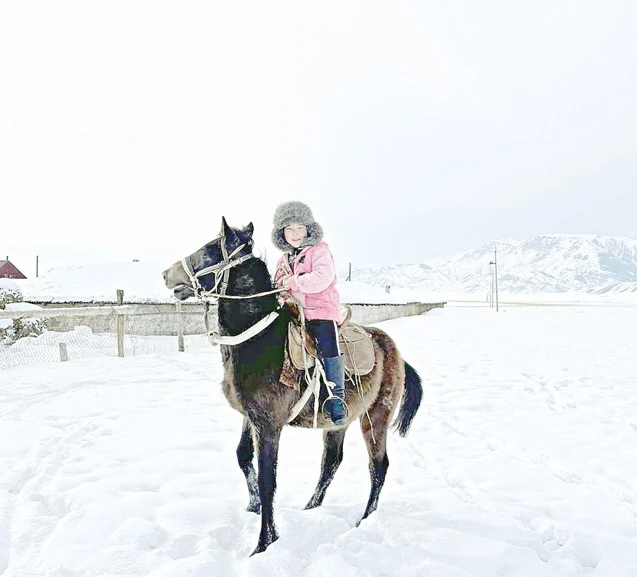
[272,200,347,426]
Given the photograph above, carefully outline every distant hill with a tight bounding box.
[17,262,170,303]
[348,234,637,295]
[17,235,637,302]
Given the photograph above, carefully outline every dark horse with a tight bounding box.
[163,218,423,555]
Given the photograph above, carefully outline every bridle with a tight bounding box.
[178,228,286,345]
[180,230,254,299]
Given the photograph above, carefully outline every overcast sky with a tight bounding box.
[1,0,636,278]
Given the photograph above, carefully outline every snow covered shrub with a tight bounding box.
[12,317,47,340]
[1,313,48,345]
[0,279,22,309]
[0,283,48,344]
[0,319,11,343]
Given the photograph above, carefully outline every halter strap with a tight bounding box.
[181,240,252,299]
[178,231,289,347]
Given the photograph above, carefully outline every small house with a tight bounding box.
[0,260,27,279]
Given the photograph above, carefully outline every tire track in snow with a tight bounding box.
[0,368,117,420]
[427,405,637,521]
[404,437,602,572]
[5,420,102,576]
[520,371,637,436]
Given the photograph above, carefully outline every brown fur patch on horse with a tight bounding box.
[279,353,301,390]
[358,326,406,437]
[283,325,406,430]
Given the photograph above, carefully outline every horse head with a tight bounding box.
[162,217,254,300]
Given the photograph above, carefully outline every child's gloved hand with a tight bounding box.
[280,275,292,289]
[275,270,291,289]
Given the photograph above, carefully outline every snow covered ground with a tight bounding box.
[1,303,637,576]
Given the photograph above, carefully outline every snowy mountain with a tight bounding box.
[594,281,637,295]
[14,235,637,301]
[348,234,637,295]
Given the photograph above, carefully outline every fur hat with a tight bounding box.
[271,200,324,252]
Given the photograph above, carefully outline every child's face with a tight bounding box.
[284,224,307,249]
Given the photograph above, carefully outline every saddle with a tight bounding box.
[286,303,375,377]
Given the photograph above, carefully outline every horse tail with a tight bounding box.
[392,361,423,437]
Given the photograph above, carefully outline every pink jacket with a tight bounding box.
[275,242,343,324]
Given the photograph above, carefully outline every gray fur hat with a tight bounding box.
[271,200,324,252]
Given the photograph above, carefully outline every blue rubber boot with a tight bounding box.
[322,356,347,426]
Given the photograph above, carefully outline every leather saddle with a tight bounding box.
[286,303,375,376]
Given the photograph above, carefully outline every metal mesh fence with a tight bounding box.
[0,304,214,371]
[1,301,444,371]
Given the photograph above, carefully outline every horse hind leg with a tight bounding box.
[304,428,348,510]
[251,421,282,555]
[236,417,260,514]
[359,408,390,524]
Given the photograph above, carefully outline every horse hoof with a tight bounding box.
[250,534,279,556]
[304,497,322,510]
[357,507,375,527]
[246,502,261,514]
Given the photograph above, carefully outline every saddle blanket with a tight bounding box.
[287,319,375,376]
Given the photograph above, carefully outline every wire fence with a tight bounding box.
[1,299,446,371]
[0,303,213,371]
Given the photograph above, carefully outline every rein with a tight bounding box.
[206,309,280,346]
[179,232,286,346]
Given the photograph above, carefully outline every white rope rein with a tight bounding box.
[207,311,279,346]
[179,243,287,346]
[215,287,287,300]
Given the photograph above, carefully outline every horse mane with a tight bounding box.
[218,254,284,335]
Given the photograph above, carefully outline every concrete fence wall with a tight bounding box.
[348,302,445,325]
[33,302,208,335]
[24,300,446,336]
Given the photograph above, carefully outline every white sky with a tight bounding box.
[2,305,637,574]
[2,1,636,277]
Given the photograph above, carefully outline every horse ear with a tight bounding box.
[220,216,233,238]
[243,222,254,237]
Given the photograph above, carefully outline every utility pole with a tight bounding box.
[489,245,499,312]
[36,255,39,278]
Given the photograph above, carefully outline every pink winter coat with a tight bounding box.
[275,242,343,324]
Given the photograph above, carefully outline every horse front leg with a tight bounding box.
[236,417,260,513]
[251,422,282,556]
[305,428,348,510]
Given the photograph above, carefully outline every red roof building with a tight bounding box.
[0,260,27,279]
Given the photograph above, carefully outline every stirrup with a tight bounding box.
[323,396,347,426]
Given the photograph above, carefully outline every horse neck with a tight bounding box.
[217,258,278,335]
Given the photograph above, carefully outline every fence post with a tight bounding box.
[59,342,68,362]
[116,290,125,357]
[176,301,185,352]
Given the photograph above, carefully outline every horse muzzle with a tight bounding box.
[172,284,195,301]
[163,261,193,299]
